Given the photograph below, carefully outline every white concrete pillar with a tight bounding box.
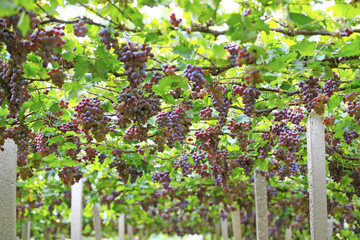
[0,139,17,239]
[307,112,327,240]
[118,213,125,240]
[232,208,242,240]
[22,221,31,240]
[285,227,292,240]
[71,178,83,240]
[127,223,134,240]
[255,169,268,240]
[220,217,229,240]
[215,222,220,240]
[327,217,334,240]
[60,234,65,240]
[203,233,206,240]
[93,203,101,240]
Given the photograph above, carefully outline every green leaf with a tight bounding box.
[173,43,194,59]
[213,44,227,58]
[234,114,250,123]
[340,38,360,57]
[17,11,31,37]
[0,0,18,17]
[31,120,45,131]
[30,102,43,111]
[289,12,314,28]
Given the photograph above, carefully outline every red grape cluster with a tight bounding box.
[234,154,254,176]
[244,67,262,85]
[0,62,31,117]
[5,125,32,166]
[34,133,59,157]
[174,155,192,176]
[299,76,322,113]
[124,124,151,142]
[48,68,66,88]
[329,161,343,183]
[169,87,183,99]
[346,96,360,125]
[30,26,66,67]
[73,20,88,37]
[156,102,193,148]
[195,126,222,154]
[153,170,171,189]
[58,166,82,186]
[83,147,98,163]
[114,86,161,127]
[142,72,164,92]
[170,13,182,27]
[224,45,256,67]
[192,151,210,178]
[65,136,81,160]
[323,72,341,97]
[323,115,335,126]
[344,130,359,144]
[74,97,111,142]
[184,64,207,93]
[163,65,176,76]
[200,107,212,119]
[279,129,300,152]
[227,118,251,151]
[117,41,154,87]
[340,28,353,37]
[325,133,341,155]
[98,29,119,50]
[58,118,80,133]
[233,83,260,116]
[208,150,231,191]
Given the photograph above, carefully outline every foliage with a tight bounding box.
[1,0,360,238]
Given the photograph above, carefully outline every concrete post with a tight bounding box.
[307,112,327,240]
[285,227,292,240]
[327,218,334,240]
[232,208,242,240]
[144,228,149,240]
[71,178,83,240]
[220,217,229,240]
[215,222,220,240]
[22,221,31,240]
[127,223,134,240]
[60,234,65,240]
[118,213,125,240]
[93,203,101,240]
[255,169,268,240]
[0,139,17,240]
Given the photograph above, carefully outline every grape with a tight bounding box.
[299,76,322,113]
[344,130,359,144]
[227,118,251,151]
[162,64,176,76]
[184,64,207,94]
[153,170,171,189]
[340,28,353,37]
[73,20,88,37]
[74,97,111,142]
[58,166,82,186]
[200,107,212,119]
[48,68,66,88]
[323,72,341,97]
[224,45,256,67]
[233,83,260,117]
[323,115,335,126]
[169,13,182,27]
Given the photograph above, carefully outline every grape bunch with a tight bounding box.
[73,20,88,37]
[233,84,260,116]
[116,41,154,87]
[142,72,164,92]
[83,147,98,163]
[58,118,80,133]
[279,129,300,152]
[227,118,251,151]
[98,29,119,50]
[163,65,176,76]
[5,125,33,166]
[65,136,81,160]
[184,64,207,93]
[244,67,262,85]
[30,26,66,67]
[207,82,232,125]
[344,130,359,144]
[124,124,151,142]
[323,72,341,97]
[169,87,183,99]
[200,107,212,119]
[114,86,161,126]
[0,62,31,117]
[299,76,322,113]
[169,13,182,27]
[156,102,193,148]
[174,155,192,176]
[58,166,82,186]
[347,99,360,125]
[195,126,222,154]
[323,115,335,126]
[234,154,254,176]
[74,97,111,142]
[34,134,59,157]
[48,68,66,88]
[224,45,256,67]
[192,151,210,178]
[325,133,341,155]
[152,170,171,189]
[208,150,231,191]
[340,28,353,37]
